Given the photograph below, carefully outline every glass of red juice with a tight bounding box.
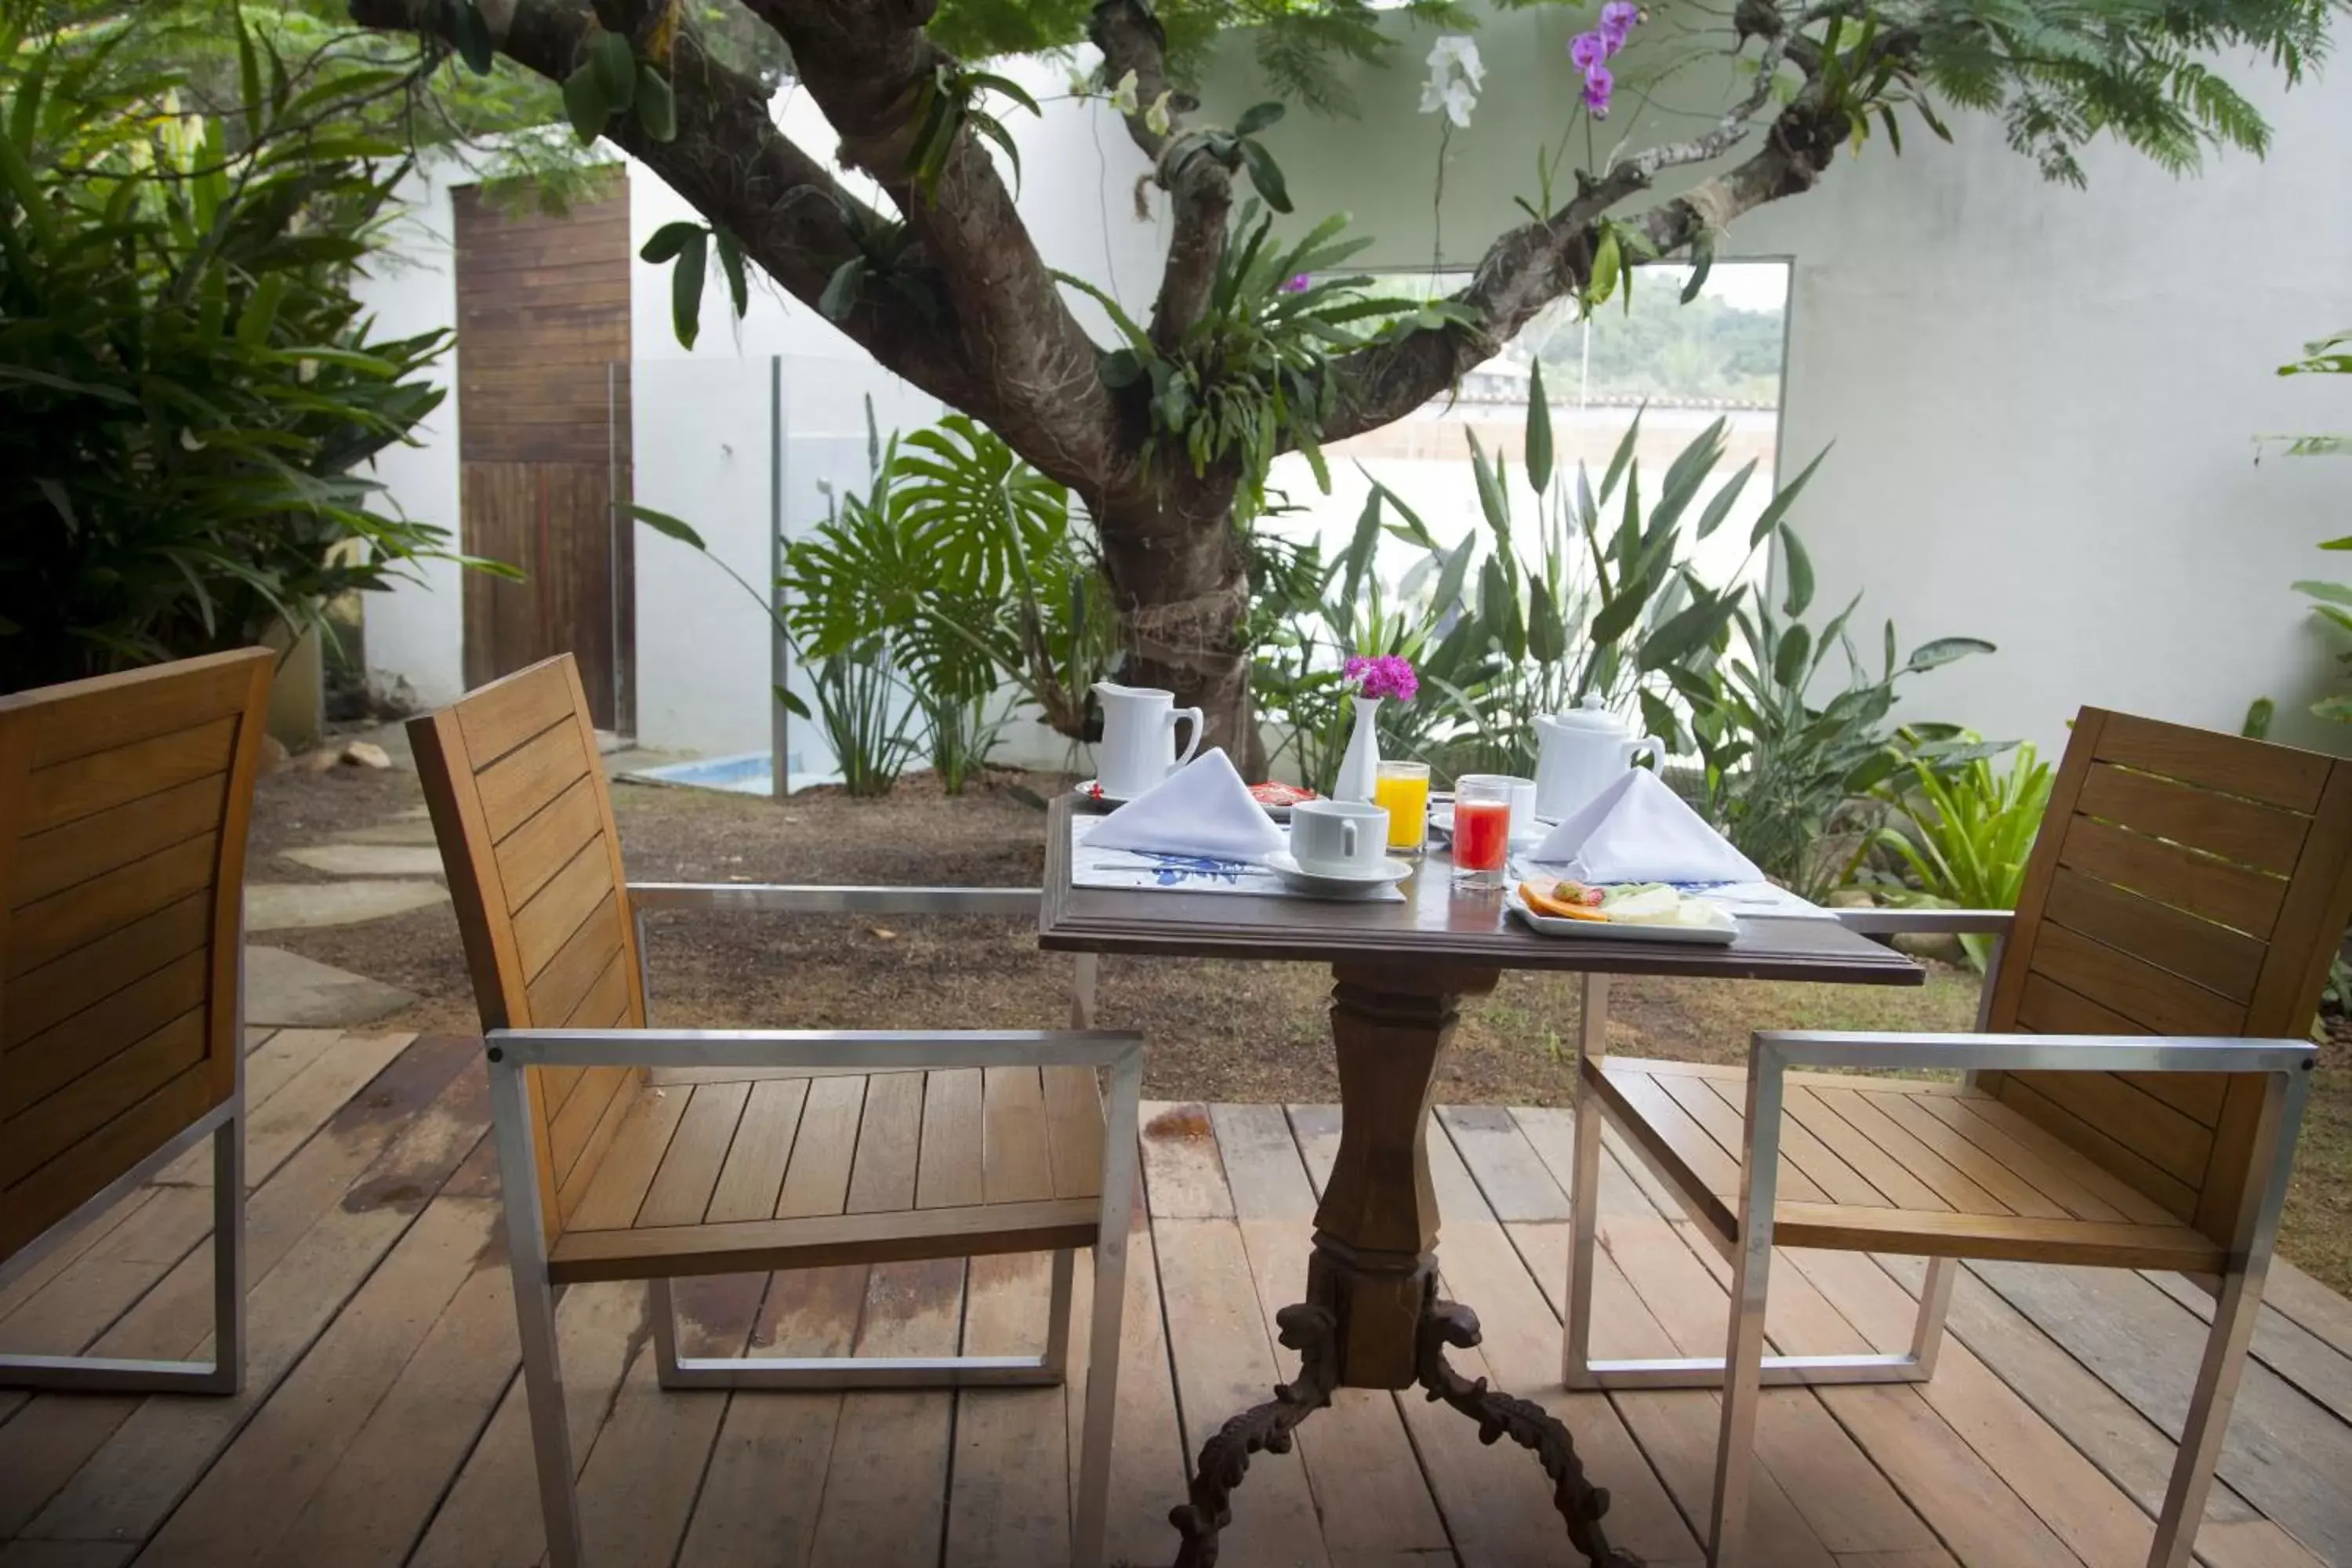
[1452,775,1514,886]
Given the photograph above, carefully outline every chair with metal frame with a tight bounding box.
[1563,707,2347,1568]
[409,654,1143,1568]
[1,647,274,1395]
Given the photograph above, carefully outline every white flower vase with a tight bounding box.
[1334,695,1382,803]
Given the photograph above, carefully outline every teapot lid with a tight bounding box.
[1547,695,1628,733]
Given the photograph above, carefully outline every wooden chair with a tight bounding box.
[409,654,1143,1568]
[1564,708,2345,1567]
[1,647,275,1393]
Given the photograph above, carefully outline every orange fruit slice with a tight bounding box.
[1519,880,1609,920]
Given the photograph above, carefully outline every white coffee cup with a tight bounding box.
[1287,799,1391,878]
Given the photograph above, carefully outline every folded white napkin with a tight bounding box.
[1525,768,1764,883]
[1087,747,1286,862]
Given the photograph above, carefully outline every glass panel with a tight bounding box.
[1262,260,1792,600]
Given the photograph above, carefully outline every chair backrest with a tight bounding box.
[1984,707,2352,1244]
[0,648,274,1265]
[407,655,644,1244]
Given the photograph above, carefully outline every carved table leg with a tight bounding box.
[1168,1305,1340,1567]
[1417,1287,1641,1566]
[1163,961,1632,1566]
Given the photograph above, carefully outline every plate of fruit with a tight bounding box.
[1073,780,1318,821]
[1246,781,1319,822]
[1507,877,1738,945]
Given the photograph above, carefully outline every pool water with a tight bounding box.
[619,751,849,797]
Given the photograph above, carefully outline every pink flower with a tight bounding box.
[1568,30,1609,70]
[1279,274,1312,293]
[1582,62,1614,118]
[1345,654,1420,703]
[1599,1,1641,45]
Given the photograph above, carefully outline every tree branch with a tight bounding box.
[1091,0,1229,354]
[739,0,1128,493]
[348,0,980,410]
[1320,46,1842,445]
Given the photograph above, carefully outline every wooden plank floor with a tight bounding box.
[4,1034,2350,1567]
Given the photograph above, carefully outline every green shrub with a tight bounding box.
[1859,741,2054,970]
[0,13,476,691]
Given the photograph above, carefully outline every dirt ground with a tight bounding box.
[253,756,2352,1295]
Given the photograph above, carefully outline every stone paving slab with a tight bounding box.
[247,880,450,931]
[245,946,418,1028]
[334,820,444,848]
[280,844,446,876]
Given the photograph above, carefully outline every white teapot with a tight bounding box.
[1533,697,1666,823]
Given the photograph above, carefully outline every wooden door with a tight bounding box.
[453,170,633,731]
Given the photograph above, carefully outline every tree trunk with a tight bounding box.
[1097,499,1257,769]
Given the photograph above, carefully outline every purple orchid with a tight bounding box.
[1568,31,1610,71]
[1345,655,1420,704]
[1279,273,1312,293]
[1599,1,1641,45]
[1582,61,1614,117]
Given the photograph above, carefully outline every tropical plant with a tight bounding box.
[2291,538,2352,727]
[1687,584,2002,899]
[1061,204,1474,524]
[1860,741,2054,971]
[1371,386,1820,782]
[807,636,924,797]
[892,415,1117,743]
[0,9,485,691]
[1250,498,1459,793]
[2267,334,2352,725]
[635,408,1117,793]
[2260,328,2352,459]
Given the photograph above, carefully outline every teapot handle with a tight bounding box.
[1169,707,1205,770]
[1628,735,1668,770]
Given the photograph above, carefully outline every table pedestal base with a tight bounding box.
[1165,1275,1635,1567]
[1162,961,1638,1567]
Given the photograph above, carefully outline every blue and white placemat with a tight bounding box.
[1070,813,1406,902]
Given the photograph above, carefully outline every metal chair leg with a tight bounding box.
[1563,976,1608,1387]
[2147,1069,2306,1568]
[2147,1261,2262,1567]
[488,1063,584,1568]
[1910,1256,1956,1377]
[1044,1247,1077,1377]
[0,1103,245,1395]
[1073,1049,1143,1568]
[1708,1041,1789,1568]
[646,1271,1071,1388]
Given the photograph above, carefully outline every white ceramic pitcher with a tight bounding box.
[1533,696,1666,823]
[1093,681,1203,799]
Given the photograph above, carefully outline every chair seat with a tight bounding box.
[1584,1056,2227,1274]
[546,1065,1105,1284]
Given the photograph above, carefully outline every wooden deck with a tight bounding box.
[4,1029,2350,1568]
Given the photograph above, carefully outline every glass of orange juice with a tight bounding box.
[1373,760,1431,856]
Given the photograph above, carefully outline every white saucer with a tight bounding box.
[1265,850,1414,898]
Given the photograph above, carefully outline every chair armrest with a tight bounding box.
[487,1025,1142,1072]
[1753,1029,2316,1076]
[628,883,1040,918]
[1831,909,2016,938]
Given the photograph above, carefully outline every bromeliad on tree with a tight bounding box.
[347,0,2343,760]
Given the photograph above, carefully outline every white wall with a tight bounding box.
[1741,84,2352,756]
[350,169,466,710]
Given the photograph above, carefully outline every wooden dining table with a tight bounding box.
[1038,795,1925,1566]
